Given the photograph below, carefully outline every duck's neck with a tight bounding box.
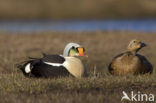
[127,50,137,55]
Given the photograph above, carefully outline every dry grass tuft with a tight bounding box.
[0,31,156,103]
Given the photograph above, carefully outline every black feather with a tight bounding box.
[17,55,69,78]
[42,54,65,63]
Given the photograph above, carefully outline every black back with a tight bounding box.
[31,61,70,78]
[42,54,65,63]
[17,54,70,78]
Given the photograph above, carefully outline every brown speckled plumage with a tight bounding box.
[108,40,153,75]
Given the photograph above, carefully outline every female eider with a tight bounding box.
[108,39,153,75]
[17,43,87,78]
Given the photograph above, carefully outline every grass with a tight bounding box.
[0,31,156,103]
[0,0,156,19]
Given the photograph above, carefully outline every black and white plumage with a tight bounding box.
[18,55,70,78]
[17,43,87,78]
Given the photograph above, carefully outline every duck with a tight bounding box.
[17,43,87,78]
[108,39,153,75]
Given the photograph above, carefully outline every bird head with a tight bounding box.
[127,39,147,53]
[63,43,86,57]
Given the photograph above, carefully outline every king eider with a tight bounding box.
[17,43,87,78]
[108,39,153,75]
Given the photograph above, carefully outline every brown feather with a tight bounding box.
[108,40,153,75]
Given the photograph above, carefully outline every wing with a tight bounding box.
[32,54,69,77]
[31,62,70,78]
[136,54,153,73]
[108,53,124,74]
[42,54,65,63]
[17,54,70,78]
[16,58,41,76]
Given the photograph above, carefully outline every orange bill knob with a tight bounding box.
[78,47,85,56]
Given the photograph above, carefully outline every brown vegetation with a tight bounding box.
[0,31,156,103]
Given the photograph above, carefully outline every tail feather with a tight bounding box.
[16,63,24,70]
[42,53,47,57]
[16,58,38,76]
[28,57,39,60]
[16,60,29,70]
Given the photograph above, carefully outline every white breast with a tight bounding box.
[63,57,86,78]
[43,57,86,78]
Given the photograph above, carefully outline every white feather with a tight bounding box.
[25,63,31,73]
[63,43,81,57]
[44,62,64,67]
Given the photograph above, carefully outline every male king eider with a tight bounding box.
[108,39,153,75]
[17,43,87,78]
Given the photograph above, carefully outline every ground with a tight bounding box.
[0,31,156,103]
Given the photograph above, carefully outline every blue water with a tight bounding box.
[0,20,156,32]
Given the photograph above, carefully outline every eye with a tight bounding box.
[72,46,75,49]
